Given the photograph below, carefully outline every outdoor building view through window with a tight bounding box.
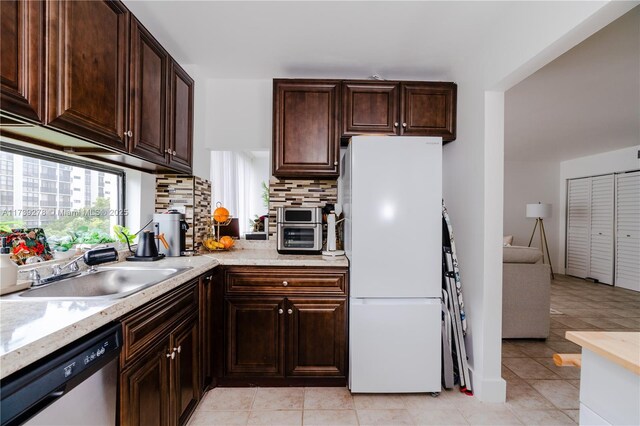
[0,149,125,261]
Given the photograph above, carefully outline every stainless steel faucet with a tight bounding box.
[51,256,81,276]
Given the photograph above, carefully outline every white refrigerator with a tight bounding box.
[340,136,442,393]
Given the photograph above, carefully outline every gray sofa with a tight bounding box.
[502,246,551,339]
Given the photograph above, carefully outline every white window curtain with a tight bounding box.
[211,151,252,236]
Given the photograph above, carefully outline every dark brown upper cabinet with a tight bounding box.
[46,0,129,151]
[0,0,44,122]
[129,17,169,165]
[341,80,457,143]
[167,61,194,173]
[273,79,340,178]
[342,81,398,137]
[400,82,456,141]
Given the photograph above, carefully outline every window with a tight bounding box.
[0,146,126,240]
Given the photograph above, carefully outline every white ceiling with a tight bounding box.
[123,1,577,81]
[504,6,640,162]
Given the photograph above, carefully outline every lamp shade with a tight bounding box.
[526,203,551,218]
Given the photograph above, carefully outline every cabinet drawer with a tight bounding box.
[225,267,347,296]
[121,280,198,366]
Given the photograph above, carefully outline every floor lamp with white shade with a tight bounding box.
[526,202,554,279]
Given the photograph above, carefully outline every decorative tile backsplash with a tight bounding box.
[155,175,212,250]
[268,177,338,235]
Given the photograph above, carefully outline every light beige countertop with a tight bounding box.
[565,331,640,375]
[0,242,347,379]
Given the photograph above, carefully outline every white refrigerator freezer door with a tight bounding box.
[349,298,441,393]
[349,136,442,298]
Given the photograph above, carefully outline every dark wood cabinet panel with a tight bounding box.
[120,340,170,426]
[199,273,215,391]
[286,298,346,377]
[273,80,340,178]
[400,82,457,141]
[129,17,168,164]
[226,297,284,377]
[172,314,200,426]
[167,61,193,173]
[342,81,398,136]
[0,0,44,122]
[46,0,129,150]
[225,267,347,296]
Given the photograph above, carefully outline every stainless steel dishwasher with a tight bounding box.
[1,322,122,426]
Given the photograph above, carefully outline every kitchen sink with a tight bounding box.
[17,266,192,300]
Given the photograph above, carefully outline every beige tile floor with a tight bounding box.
[189,275,640,425]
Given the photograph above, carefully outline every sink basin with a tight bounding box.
[17,266,192,300]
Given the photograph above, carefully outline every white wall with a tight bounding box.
[124,169,156,232]
[183,64,212,180]
[558,145,640,272]
[504,160,560,257]
[206,79,272,151]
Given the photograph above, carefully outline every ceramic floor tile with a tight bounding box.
[529,380,580,410]
[516,343,558,358]
[247,410,302,425]
[401,393,457,410]
[608,317,640,328]
[408,408,468,425]
[353,394,405,409]
[188,410,250,425]
[356,409,414,425]
[544,341,582,354]
[252,388,304,410]
[563,410,580,423]
[461,407,523,425]
[200,388,257,411]
[502,344,528,357]
[501,365,521,382]
[304,387,354,410]
[303,410,359,426]
[502,357,560,380]
[567,380,581,389]
[532,358,581,379]
[512,409,575,425]
[505,380,555,410]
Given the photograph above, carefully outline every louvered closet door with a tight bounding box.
[616,171,640,291]
[589,175,614,284]
[566,178,591,278]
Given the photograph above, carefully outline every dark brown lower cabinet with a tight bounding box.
[226,297,284,377]
[286,298,346,377]
[119,280,200,426]
[173,314,200,426]
[223,291,347,383]
[120,340,170,426]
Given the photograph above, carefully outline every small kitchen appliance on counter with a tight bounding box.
[276,207,322,254]
[153,210,189,257]
[126,230,168,262]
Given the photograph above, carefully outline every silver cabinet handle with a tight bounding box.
[278,308,284,314]
[125,130,132,137]
[166,352,175,360]
[282,281,288,287]
[394,122,399,127]
[287,309,293,315]
[402,122,407,128]
[174,346,181,354]
[334,161,338,166]
[172,151,177,155]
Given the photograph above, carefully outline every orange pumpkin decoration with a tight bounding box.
[219,236,235,249]
[213,204,230,223]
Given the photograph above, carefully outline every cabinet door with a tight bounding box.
[120,341,171,426]
[615,171,640,291]
[199,273,214,391]
[0,0,44,122]
[400,82,456,141]
[273,80,340,178]
[172,314,200,426]
[566,178,591,279]
[589,174,614,285]
[342,81,398,136]
[226,297,284,376]
[46,0,129,150]
[167,61,193,173]
[129,17,168,164]
[286,298,346,377]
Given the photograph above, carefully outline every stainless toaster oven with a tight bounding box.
[276,207,323,254]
